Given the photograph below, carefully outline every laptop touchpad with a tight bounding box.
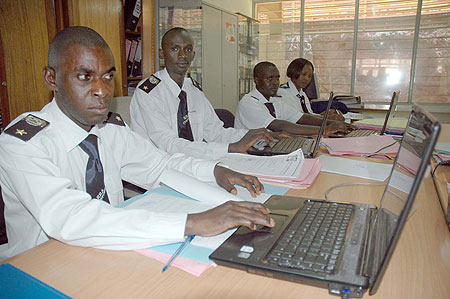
[255,213,289,234]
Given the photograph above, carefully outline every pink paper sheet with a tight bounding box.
[322,135,399,156]
[135,248,215,277]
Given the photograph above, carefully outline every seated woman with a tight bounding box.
[279,58,348,120]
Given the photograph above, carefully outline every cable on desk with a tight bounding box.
[431,160,450,177]
[361,141,397,160]
[324,181,384,201]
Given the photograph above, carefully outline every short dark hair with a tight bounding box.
[286,58,314,80]
[161,27,190,48]
[48,26,109,69]
[253,61,277,79]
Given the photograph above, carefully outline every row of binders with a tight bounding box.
[125,38,142,77]
[124,0,142,78]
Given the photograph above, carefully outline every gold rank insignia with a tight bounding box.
[104,112,125,126]
[4,114,50,141]
[190,77,203,91]
[139,75,161,94]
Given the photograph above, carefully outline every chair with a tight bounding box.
[0,186,7,245]
[306,73,359,114]
[215,109,235,128]
[109,96,132,126]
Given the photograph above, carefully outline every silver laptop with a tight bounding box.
[248,92,334,158]
[211,104,440,297]
[331,90,400,138]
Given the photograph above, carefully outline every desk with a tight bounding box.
[432,124,450,222]
[3,155,450,298]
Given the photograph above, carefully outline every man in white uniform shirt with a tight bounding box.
[130,27,273,159]
[235,62,352,136]
[0,26,274,261]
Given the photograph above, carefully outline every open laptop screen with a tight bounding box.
[369,104,440,294]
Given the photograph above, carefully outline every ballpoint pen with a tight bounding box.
[162,235,194,272]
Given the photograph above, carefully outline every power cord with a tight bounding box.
[362,141,397,160]
[432,160,450,177]
[324,181,384,201]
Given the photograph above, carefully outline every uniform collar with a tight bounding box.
[287,80,301,96]
[47,99,101,152]
[160,68,190,99]
[249,88,278,103]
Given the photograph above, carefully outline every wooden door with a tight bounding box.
[0,0,56,127]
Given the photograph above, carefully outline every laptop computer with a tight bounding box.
[247,92,335,158]
[330,91,400,138]
[210,104,440,298]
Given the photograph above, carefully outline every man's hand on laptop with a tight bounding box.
[214,165,264,198]
[228,128,273,153]
[185,201,275,237]
[327,109,345,121]
[324,121,354,137]
[270,131,293,139]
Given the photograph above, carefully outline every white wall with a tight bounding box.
[203,0,253,17]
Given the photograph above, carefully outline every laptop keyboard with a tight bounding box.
[346,129,378,137]
[266,201,354,274]
[271,138,310,154]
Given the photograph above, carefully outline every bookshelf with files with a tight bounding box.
[123,0,143,96]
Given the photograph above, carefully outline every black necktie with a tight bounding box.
[264,102,276,118]
[79,134,109,203]
[296,94,310,114]
[177,90,194,141]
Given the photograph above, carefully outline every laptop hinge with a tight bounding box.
[362,207,397,284]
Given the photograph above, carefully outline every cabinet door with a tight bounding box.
[69,0,126,97]
[221,11,238,114]
[0,0,55,125]
[202,4,222,109]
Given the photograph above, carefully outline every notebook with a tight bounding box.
[330,90,400,138]
[248,92,334,158]
[210,104,440,297]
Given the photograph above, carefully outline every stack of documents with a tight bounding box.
[118,174,289,276]
[321,135,400,158]
[354,118,407,135]
[434,143,450,161]
[218,149,322,189]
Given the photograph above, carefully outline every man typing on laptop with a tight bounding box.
[235,62,353,137]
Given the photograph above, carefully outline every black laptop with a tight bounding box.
[210,104,440,298]
[330,91,400,138]
[247,92,334,158]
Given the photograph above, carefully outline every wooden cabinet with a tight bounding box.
[0,0,56,128]
[0,0,156,128]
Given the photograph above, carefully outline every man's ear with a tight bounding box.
[42,66,58,91]
[158,48,164,60]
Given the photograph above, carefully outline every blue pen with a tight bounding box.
[162,235,194,272]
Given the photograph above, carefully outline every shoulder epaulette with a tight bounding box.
[280,83,289,88]
[4,114,49,141]
[139,75,161,94]
[190,77,203,91]
[104,112,125,126]
[250,96,260,101]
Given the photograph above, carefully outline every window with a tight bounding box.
[255,0,450,104]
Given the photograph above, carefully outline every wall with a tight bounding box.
[204,0,253,17]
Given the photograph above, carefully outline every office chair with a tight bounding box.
[0,185,7,245]
[215,109,235,128]
[305,73,359,114]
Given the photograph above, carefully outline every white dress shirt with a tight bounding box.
[0,99,217,260]
[278,80,318,115]
[130,68,248,159]
[235,88,302,130]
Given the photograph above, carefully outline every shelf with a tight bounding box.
[125,30,141,37]
[127,76,142,81]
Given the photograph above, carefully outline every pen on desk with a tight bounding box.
[162,235,194,273]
